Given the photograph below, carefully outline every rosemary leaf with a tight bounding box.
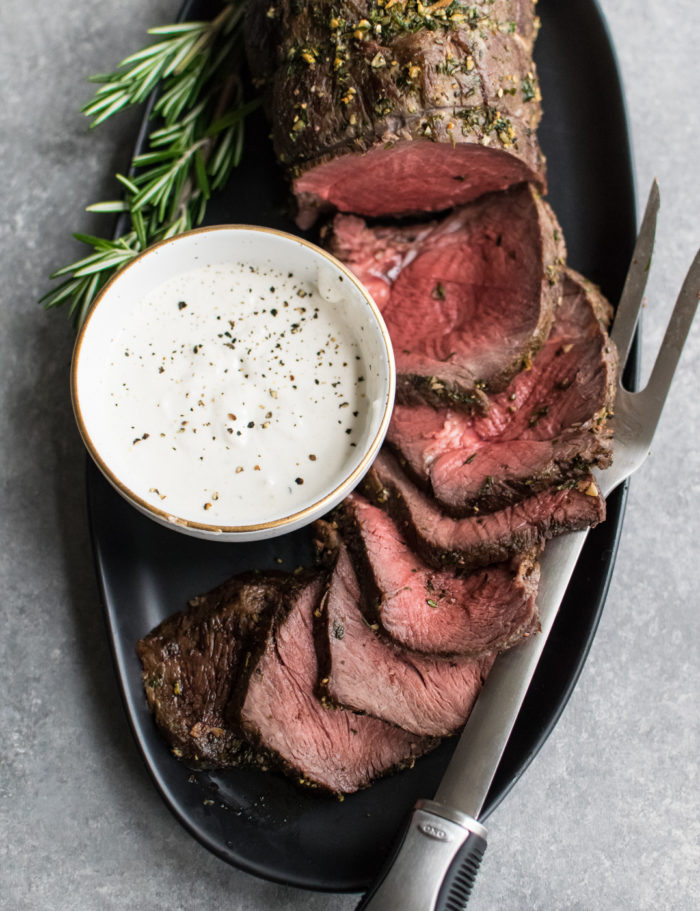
[115,173,140,195]
[147,22,210,37]
[72,253,136,278]
[39,278,83,309]
[85,201,130,214]
[42,1,254,328]
[71,232,121,250]
[131,209,148,251]
[194,148,211,199]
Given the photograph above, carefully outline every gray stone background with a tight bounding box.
[1,1,698,908]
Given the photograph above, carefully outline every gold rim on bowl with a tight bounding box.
[70,224,396,535]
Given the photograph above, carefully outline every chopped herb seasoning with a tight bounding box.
[528,406,549,427]
[521,74,538,102]
[432,282,447,300]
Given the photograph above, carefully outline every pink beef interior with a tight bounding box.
[386,242,536,381]
[332,187,547,394]
[240,576,428,794]
[369,450,606,571]
[323,537,495,736]
[295,140,536,220]
[344,493,538,656]
[386,270,617,513]
[473,272,616,441]
[389,271,610,461]
[427,437,595,512]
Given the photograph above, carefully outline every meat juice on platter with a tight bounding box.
[90,263,372,526]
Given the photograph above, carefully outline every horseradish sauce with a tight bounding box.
[96,261,374,527]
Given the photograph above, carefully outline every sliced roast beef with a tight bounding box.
[472,269,617,440]
[364,450,606,572]
[424,434,606,515]
[313,521,496,736]
[136,573,286,768]
[247,1,546,226]
[332,492,539,656]
[330,185,565,409]
[235,572,434,793]
[387,269,618,513]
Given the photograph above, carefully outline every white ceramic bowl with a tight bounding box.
[71,226,395,541]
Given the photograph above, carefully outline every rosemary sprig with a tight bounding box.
[42,2,258,328]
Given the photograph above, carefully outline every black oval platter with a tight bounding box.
[86,0,638,894]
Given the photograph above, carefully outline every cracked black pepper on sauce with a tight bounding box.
[103,262,373,524]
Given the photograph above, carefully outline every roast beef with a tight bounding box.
[421,434,607,515]
[235,572,434,793]
[314,521,496,736]
[332,492,539,655]
[136,573,286,768]
[387,269,618,513]
[364,449,606,571]
[330,185,565,408]
[472,269,617,439]
[247,0,546,226]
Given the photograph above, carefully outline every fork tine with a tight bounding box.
[635,247,700,445]
[611,180,660,367]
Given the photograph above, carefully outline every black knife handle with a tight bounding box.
[354,800,487,911]
[434,826,486,910]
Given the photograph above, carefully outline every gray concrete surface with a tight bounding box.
[1,1,698,908]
